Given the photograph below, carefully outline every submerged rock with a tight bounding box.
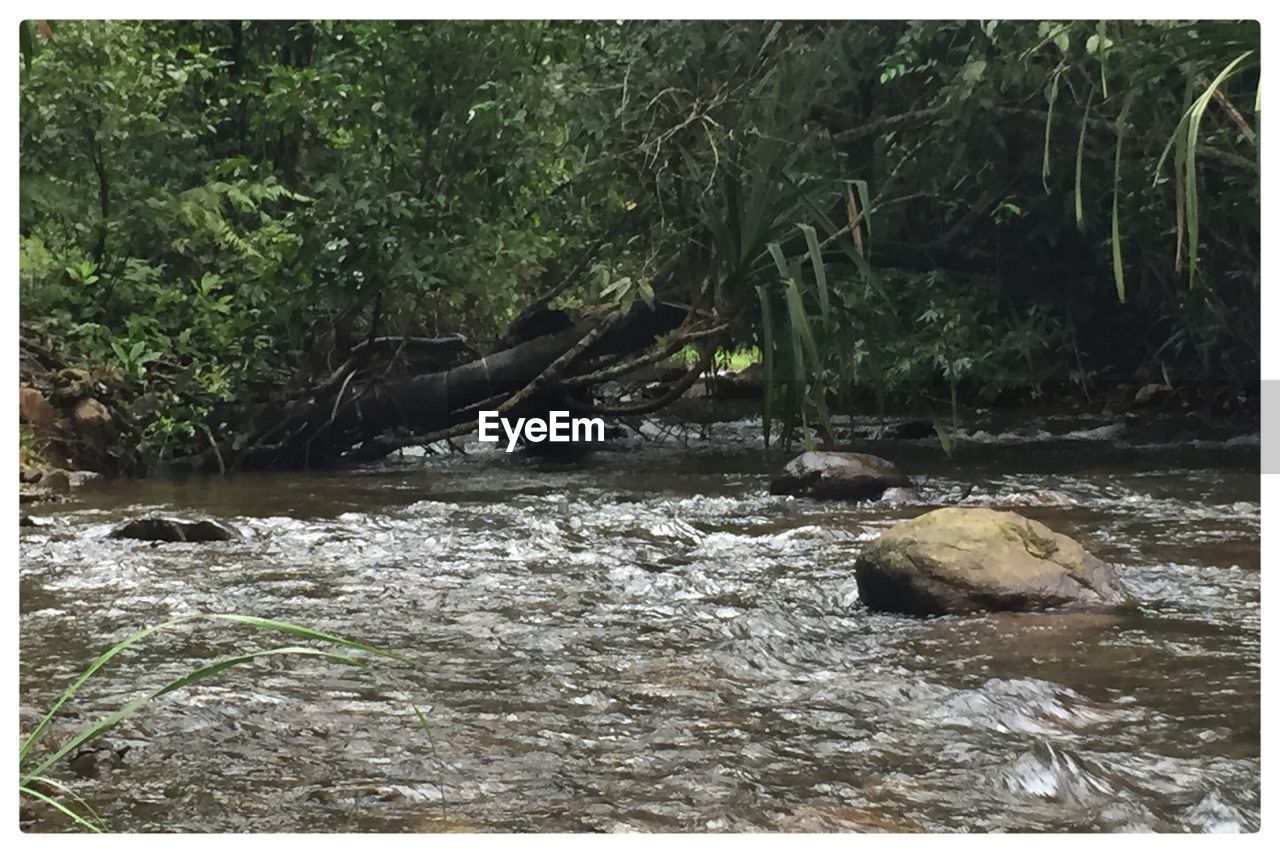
[19,485,66,505]
[854,507,1130,616]
[68,744,131,780]
[873,419,936,440]
[1133,382,1173,406]
[40,469,72,493]
[769,451,913,501]
[110,516,241,543]
[879,486,920,504]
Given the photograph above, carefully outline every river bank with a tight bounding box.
[16,362,1261,497]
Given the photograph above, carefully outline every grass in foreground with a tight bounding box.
[19,613,424,832]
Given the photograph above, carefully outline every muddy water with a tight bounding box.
[19,414,1260,832]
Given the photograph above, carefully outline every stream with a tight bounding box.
[19,412,1260,832]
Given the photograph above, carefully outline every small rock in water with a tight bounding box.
[854,507,1131,616]
[110,516,241,543]
[40,469,72,493]
[770,451,914,501]
[873,419,936,440]
[68,744,131,779]
[1133,382,1172,406]
[19,485,67,505]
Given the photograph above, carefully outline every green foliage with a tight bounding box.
[676,20,1255,436]
[21,21,637,460]
[19,20,1258,463]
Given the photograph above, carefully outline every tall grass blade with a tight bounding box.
[1074,90,1094,231]
[22,646,365,784]
[932,421,955,455]
[795,178,841,235]
[20,613,410,763]
[1097,22,1110,98]
[1184,51,1254,286]
[766,241,789,280]
[206,614,410,664]
[1173,74,1195,274]
[783,314,802,447]
[19,615,199,762]
[19,785,104,833]
[1043,68,1062,193]
[784,278,835,445]
[27,775,107,831]
[742,143,783,267]
[413,704,449,818]
[798,224,830,319]
[756,284,776,448]
[1112,94,1133,302]
[848,179,871,251]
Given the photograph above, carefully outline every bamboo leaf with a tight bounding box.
[1042,68,1062,193]
[1173,74,1195,274]
[1184,51,1255,286]
[1111,94,1133,302]
[1074,90,1094,231]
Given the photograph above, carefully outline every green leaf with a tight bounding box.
[24,775,107,831]
[783,278,834,446]
[1074,90,1094,231]
[756,284,776,448]
[1183,51,1254,287]
[19,613,411,764]
[20,785,105,833]
[933,420,955,455]
[1111,94,1134,302]
[22,646,366,785]
[1042,68,1062,193]
[797,224,829,319]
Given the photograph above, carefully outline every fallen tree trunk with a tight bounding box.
[216,297,720,471]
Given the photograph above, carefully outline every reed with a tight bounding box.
[20,613,416,832]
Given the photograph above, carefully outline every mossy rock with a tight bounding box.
[854,507,1130,616]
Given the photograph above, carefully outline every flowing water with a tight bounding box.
[19,412,1260,832]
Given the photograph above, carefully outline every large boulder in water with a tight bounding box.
[854,508,1130,616]
[769,451,913,501]
[110,516,240,543]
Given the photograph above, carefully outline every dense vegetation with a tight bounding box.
[19,20,1260,468]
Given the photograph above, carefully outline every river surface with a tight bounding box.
[19,412,1260,832]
